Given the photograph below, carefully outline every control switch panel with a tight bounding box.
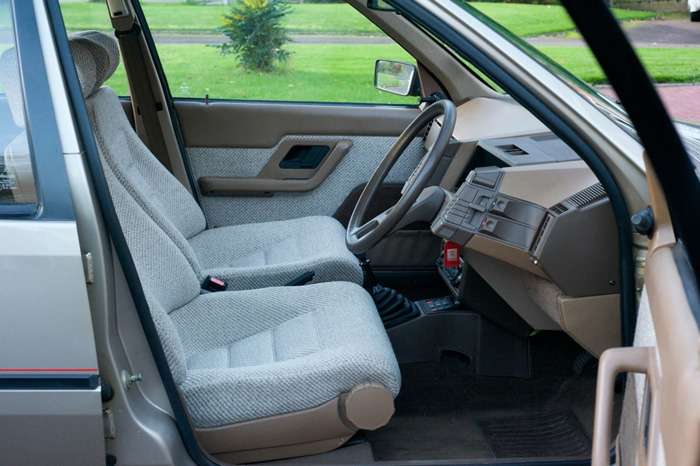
[432,166,547,251]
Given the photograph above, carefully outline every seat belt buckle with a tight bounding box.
[202,275,227,293]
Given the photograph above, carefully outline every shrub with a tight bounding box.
[217,0,292,73]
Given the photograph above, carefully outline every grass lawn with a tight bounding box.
[100,42,699,104]
[58,2,655,37]
[539,46,700,84]
[59,3,382,35]
[471,3,654,37]
[105,43,418,104]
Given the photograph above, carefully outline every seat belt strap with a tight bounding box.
[115,24,173,172]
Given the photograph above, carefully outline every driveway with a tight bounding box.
[529,18,700,48]
[600,85,700,123]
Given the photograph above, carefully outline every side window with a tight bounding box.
[58,1,129,95]
[0,9,38,215]
[145,2,418,104]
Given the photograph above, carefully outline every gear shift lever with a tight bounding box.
[359,256,378,288]
[358,255,420,328]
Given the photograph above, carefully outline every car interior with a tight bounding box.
[0,1,631,464]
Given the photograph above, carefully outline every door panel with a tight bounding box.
[175,100,420,148]
[175,101,426,228]
[592,159,700,466]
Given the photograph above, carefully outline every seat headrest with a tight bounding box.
[0,31,119,129]
[0,48,25,129]
[68,30,120,98]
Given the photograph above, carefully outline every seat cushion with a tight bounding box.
[170,282,400,427]
[188,216,364,290]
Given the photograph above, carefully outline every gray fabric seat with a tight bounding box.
[107,156,400,428]
[70,30,363,290]
[59,32,401,430]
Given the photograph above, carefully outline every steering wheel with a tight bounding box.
[346,99,456,255]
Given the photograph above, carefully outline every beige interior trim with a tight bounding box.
[466,234,547,278]
[339,382,395,430]
[118,0,193,193]
[644,153,674,255]
[174,101,419,149]
[444,98,549,141]
[593,346,654,466]
[106,0,133,31]
[198,139,352,196]
[416,62,447,100]
[466,250,560,330]
[594,159,700,466]
[195,384,395,464]
[558,294,620,357]
[196,397,355,464]
[498,160,599,209]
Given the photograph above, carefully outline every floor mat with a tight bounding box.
[367,332,619,461]
[476,410,591,458]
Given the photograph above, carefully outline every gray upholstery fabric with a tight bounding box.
[171,282,400,427]
[102,153,399,425]
[70,31,399,428]
[68,31,120,98]
[99,160,197,384]
[189,216,363,289]
[74,31,361,288]
[187,137,426,227]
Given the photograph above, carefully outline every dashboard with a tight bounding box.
[424,104,621,356]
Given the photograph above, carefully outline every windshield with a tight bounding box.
[453,1,636,131]
[448,0,700,166]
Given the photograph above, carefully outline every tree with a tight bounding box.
[217,0,292,72]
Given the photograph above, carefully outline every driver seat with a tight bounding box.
[73,31,362,291]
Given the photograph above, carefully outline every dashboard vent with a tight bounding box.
[497,144,528,156]
[550,203,569,215]
[531,213,553,255]
[566,183,607,209]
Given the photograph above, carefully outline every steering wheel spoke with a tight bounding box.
[346,100,456,255]
[355,208,392,240]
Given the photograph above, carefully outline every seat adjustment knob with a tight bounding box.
[340,382,395,431]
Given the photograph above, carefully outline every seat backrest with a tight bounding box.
[71,31,208,280]
[103,158,193,384]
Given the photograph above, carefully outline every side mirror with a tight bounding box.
[374,59,420,97]
[367,0,395,11]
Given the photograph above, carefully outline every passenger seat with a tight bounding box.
[71,31,363,291]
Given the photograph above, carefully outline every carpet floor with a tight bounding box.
[366,332,621,461]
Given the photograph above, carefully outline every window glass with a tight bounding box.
[153,2,416,104]
[0,2,39,215]
[59,0,129,95]
[60,1,418,104]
